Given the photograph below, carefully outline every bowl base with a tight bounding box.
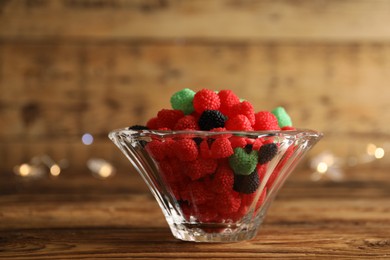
[169,222,261,243]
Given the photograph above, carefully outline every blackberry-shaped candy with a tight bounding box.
[128,125,149,130]
[193,89,221,114]
[233,169,260,194]
[198,110,227,131]
[128,125,149,147]
[258,143,278,164]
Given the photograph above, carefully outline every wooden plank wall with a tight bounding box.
[1,0,389,172]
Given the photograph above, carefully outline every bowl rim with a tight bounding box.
[109,127,323,140]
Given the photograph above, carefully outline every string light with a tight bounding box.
[82,133,94,145]
[98,164,114,178]
[41,155,62,177]
[310,151,343,181]
[13,163,45,179]
[13,155,65,179]
[310,142,387,182]
[87,158,116,179]
[50,164,61,176]
[316,162,328,174]
[366,143,377,156]
[374,148,385,159]
[18,163,32,176]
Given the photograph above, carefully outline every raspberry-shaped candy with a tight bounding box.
[174,139,199,161]
[272,106,292,128]
[180,201,194,221]
[281,126,296,131]
[182,180,212,205]
[170,158,189,184]
[240,193,255,209]
[210,127,232,139]
[174,115,199,130]
[159,160,175,183]
[163,139,176,158]
[156,109,184,129]
[233,169,260,194]
[256,188,267,211]
[242,187,267,212]
[270,145,295,188]
[146,117,158,129]
[160,161,189,199]
[236,101,255,125]
[210,138,233,159]
[225,115,253,131]
[229,147,258,175]
[215,190,241,216]
[212,164,234,194]
[202,159,218,175]
[218,90,240,116]
[190,111,201,121]
[229,136,247,148]
[146,140,166,161]
[170,88,195,115]
[198,110,227,131]
[186,158,217,180]
[196,204,219,223]
[251,138,263,151]
[253,111,280,130]
[231,202,250,221]
[258,143,278,164]
[193,89,221,114]
[168,184,181,200]
[199,139,212,159]
[265,169,278,190]
[256,163,268,181]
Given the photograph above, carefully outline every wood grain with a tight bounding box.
[1,41,390,171]
[0,169,389,259]
[1,2,390,258]
[1,0,390,172]
[2,0,390,41]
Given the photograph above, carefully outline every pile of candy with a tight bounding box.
[130,89,295,223]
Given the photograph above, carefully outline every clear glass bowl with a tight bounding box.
[109,128,322,242]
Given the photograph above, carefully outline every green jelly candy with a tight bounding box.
[229,147,258,176]
[170,88,195,115]
[272,106,292,128]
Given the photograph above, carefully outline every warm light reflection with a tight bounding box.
[366,143,377,156]
[18,163,32,176]
[50,164,61,176]
[13,163,44,178]
[98,164,114,178]
[87,158,116,179]
[374,148,385,159]
[316,162,328,173]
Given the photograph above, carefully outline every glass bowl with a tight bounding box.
[109,128,322,242]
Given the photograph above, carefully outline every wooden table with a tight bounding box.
[1,167,389,259]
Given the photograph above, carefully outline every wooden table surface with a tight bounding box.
[0,166,389,259]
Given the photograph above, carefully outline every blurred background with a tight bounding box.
[0,0,389,180]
